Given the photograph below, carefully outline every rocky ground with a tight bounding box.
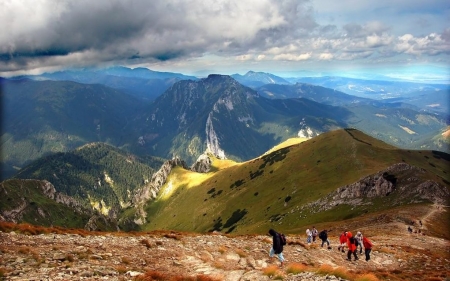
[1,207,449,281]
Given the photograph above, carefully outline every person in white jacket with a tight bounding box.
[355,231,364,254]
[306,228,312,244]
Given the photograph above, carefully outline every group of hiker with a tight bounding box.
[268,227,373,267]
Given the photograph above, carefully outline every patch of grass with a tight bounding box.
[18,246,31,254]
[140,239,152,248]
[355,273,380,281]
[263,265,283,278]
[285,263,307,274]
[332,267,353,280]
[164,233,182,240]
[316,264,352,280]
[218,246,227,254]
[0,267,6,278]
[116,265,127,274]
[66,254,74,262]
[235,249,247,258]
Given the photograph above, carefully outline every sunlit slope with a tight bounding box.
[262,137,308,155]
[141,129,449,235]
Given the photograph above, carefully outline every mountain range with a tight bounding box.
[1,128,449,234]
[0,67,449,236]
[2,71,448,180]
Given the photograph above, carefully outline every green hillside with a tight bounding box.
[0,179,92,229]
[14,142,165,221]
[140,129,450,235]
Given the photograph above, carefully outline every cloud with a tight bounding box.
[273,53,312,61]
[0,0,448,75]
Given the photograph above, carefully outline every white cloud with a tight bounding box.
[273,53,312,61]
[319,53,333,60]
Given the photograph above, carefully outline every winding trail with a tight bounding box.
[420,203,447,230]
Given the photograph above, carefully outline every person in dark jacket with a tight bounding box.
[319,230,331,249]
[268,229,285,267]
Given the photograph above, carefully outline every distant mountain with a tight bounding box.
[3,74,448,181]
[231,71,291,88]
[0,79,146,180]
[15,66,198,101]
[290,76,450,114]
[256,83,372,106]
[133,74,349,164]
[255,83,448,152]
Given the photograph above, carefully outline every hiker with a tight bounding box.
[306,228,312,244]
[318,230,331,249]
[312,226,318,242]
[362,235,373,261]
[346,231,358,261]
[355,231,363,254]
[338,231,347,253]
[268,229,285,267]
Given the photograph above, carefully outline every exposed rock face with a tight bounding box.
[0,179,88,223]
[191,153,213,173]
[84,215,119,231]
[333,173,395,200]
[132,157,188,224]
[0,179,117,230]
[206,113,226,160]
[304,163,449,213]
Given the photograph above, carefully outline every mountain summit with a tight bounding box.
[135,75,346,164]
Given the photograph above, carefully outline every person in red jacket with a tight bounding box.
[346,231,358,261]
[362,236,373,261]
[338,231,347,253]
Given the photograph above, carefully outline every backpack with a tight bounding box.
[279,233,287,245]
[319,231,325,239]
[349,236,357,245]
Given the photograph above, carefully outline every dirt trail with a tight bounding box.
[419,203,447,230]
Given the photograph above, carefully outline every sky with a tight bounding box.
[1,0,449,82]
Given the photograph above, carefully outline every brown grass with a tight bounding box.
[164,233,182,240]
[121,256,132,264]
[18,246,31,254]
[354,273,379,281]
[285,262,308,274]
[140,239,152,249]
[116,265,128,274]
[235,249,247,258]
[316,265,352,280]
[263,265,282,277]
[135,270,221,281]
[218,246,227,254]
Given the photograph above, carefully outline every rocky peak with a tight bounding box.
[190,152,213,173]
[303,163,449,213]
[132,157,188,224]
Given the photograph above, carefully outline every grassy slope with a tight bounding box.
[141,129,449,235]
[0,179,91,228]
